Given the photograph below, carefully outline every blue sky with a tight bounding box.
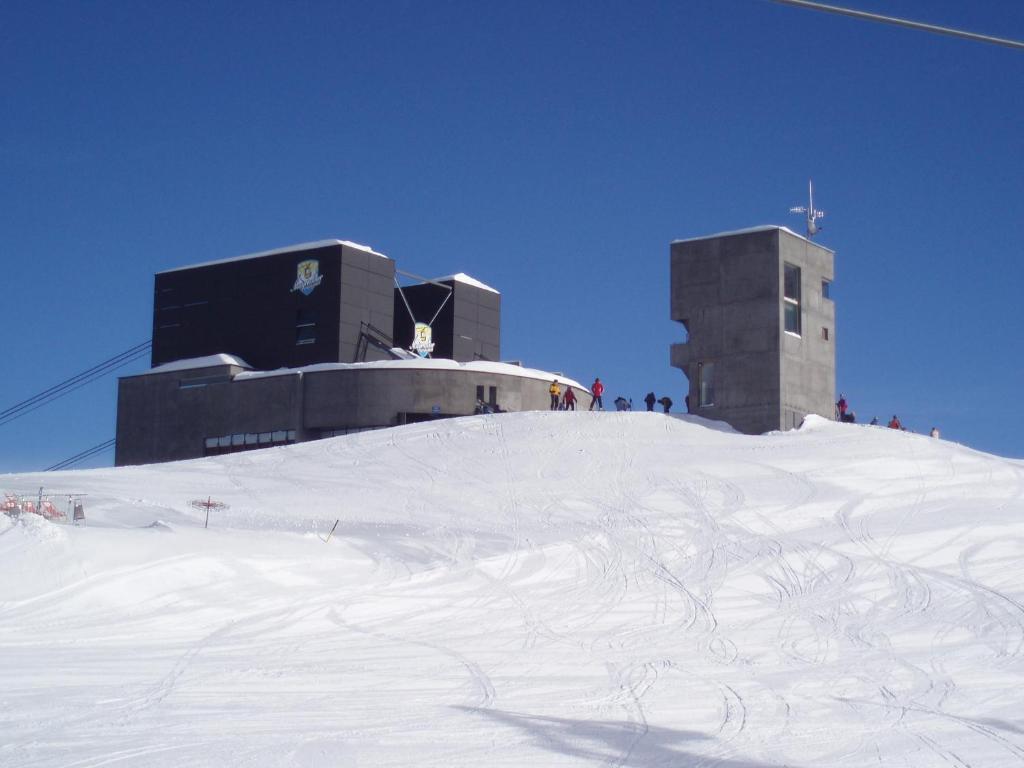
[2,0,1022,471]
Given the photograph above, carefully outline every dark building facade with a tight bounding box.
[152,240,396,370]
[117,239,539,466]
[393,274,501,362]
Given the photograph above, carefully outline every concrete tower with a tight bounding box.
[670,226,835,434]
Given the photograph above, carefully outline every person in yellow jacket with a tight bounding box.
[549,379,561,410]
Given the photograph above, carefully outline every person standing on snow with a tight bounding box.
[589,378,605,411]
[549,379,561,410]
[658,396,673,413]
[836,394,848,420]
[563,387,577,411]
[888,415,903,430]
[644,392,656,411]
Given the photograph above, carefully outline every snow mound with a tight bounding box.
[2,411,1023,767]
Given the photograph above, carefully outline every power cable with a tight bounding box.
[766,0,1024,50]
[0,341,151,428]
[46,438,117,471]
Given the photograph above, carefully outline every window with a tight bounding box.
[296,309,317,345]
[488,386,497,406]
[698,361,715,407]
[784,263,801,336]
[476,385,485,402]
[821,279,832,300]
[204,429,295,456]
[821,327,830,341]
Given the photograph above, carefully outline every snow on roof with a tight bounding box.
[671,225,834,252]
[157,240,389,274]
[236,357,583,389]
[140,354,253,375]
[430,273,500,294]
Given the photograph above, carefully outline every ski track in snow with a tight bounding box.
[2,413,1024,766]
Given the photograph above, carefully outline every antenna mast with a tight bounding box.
[790,179,825,237]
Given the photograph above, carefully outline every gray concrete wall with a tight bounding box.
[670,227,835,435]
[670,229,782,434]
[115,363,580,466]
[113,362,295,465]
[778,229,835,430]
[303,366,562,431]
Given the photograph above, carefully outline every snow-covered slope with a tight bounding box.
[2,412,1024,767]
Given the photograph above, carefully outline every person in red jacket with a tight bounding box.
[589,377,604,411]
[888,415,903,430]
[563,387,577,411]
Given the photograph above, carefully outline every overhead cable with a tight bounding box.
[767,0,1024,50]
[0,341,152,428]
[46,438,117,471]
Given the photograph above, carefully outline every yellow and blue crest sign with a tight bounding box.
[291,259,324,296]
[411,322,434,357]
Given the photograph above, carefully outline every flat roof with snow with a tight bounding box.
[157,240,390,275]
[672,225,834,252]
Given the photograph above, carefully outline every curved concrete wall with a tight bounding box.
[116,364,588,466]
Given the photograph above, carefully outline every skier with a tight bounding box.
[836,394,848,420]
[563,387,577,411]
[549,379,561,411]
[614,396,629,411]
[929,426,940,438]
[888,415,903,430]
[644,392,656,411]
[589,378,605,411]
[658,396,673,414]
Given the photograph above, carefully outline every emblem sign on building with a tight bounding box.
[291,259,324,296]
[412,322,434,357]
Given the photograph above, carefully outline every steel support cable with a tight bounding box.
[0,341,152,419]
[0,347,151,427]
[0,343,152,428]
[46,438,117,471]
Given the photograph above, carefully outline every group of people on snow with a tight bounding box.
[837,394,940,438]
[643,392,675,413]
[547,378,601,411]
[548,377,688,415]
